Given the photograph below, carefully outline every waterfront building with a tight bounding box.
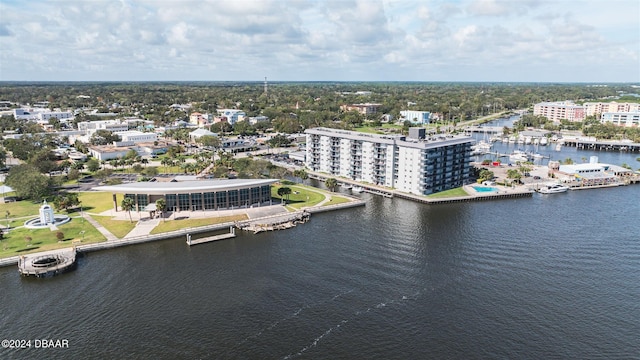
[556,161,632,186]
[533,101,585,122]
[583,102,640,116]
[93,178,278,212]
[600,111,640,127]
[340,103,382,116]
[305,127,473,195]
[400,110,431,124]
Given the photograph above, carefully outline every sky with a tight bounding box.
[0,0,638,82]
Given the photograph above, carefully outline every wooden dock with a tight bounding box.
[186,227,236,246]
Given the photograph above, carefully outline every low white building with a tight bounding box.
[78,120,129,135]
[400,110,431,124]
[601,111,640,127]
[117,130,157,144]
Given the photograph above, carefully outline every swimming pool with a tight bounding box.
[472,186,498,193]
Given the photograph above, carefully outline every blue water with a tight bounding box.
[472,186,498,192]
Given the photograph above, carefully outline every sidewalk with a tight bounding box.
[124,218,160,238]
[82,214,118,241]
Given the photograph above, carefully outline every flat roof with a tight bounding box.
[93,179,278,195]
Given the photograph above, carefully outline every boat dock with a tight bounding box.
[561,139,640,152]
[18,248,77,277]
[186,227,236,246]
[236,211,310,234]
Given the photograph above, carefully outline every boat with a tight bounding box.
[555,143,562,151]
[537,183,569,194]
[539,137,548,145]
[532,153,545,159]
[352,186,364,193]
[509,150,529,163]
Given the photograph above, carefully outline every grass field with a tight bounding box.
[78,191,118,214]
[427,187,469,198]
[0,216,105,258]
[150,214,248,234]
[90,215,137,238]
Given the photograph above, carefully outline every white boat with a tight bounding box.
[352,186,364,193]
[555,143,562,151]
[533,153,545,159]
[509,150,529,163]
[537,183,569,194]
[539,137,548,145]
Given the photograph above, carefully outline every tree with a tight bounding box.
[121,197,135,223]
[142,166,158,177]
[506,169,522,184]
[25,236,32,247]
[90,129,121,145]
[86,158,101,172]
[5,164,51,201]
[325,178,338,192]
[53,193,80,212]
[478,169,494,182]
[293,169,308,183]
[56,231,65,241]
[155,198,167,222]
[277,187,292,203]
[267,134,292,148]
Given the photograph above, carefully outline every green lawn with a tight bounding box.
[324,196,351,206]
[150,214,248,234]
[78,191,117,214]
[0,217,106,258]
[90,215,137,238]
[427,187,469,198]
[1,200,42,219]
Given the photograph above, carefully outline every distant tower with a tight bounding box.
[264,77,268,96]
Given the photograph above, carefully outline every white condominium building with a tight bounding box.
[305,127,473,196]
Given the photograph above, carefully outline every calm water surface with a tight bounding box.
[2,184,639,359]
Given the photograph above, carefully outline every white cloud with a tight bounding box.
[0,0,637,82]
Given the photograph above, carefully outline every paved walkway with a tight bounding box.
[124,218,160,238]
[81,214,118,241]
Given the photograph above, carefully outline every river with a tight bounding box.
[1,117,639,359]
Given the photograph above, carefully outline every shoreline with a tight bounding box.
[0,199,365,268]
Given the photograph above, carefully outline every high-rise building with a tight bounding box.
[305,127,473,196]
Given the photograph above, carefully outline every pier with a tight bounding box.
[561,139,640,152]
[18,248,77,277]
[236,211,310,234]
[186,227,236,246]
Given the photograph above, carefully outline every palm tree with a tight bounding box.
[277,187,292,203]
[155,198,166,222]
[325,178,338,192]
[293,169,308,184]
[121,197,135,223]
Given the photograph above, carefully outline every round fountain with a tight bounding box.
[23,201,71,229]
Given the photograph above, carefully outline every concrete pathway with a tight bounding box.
[81,214,118,241]
[123,218,160,239]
